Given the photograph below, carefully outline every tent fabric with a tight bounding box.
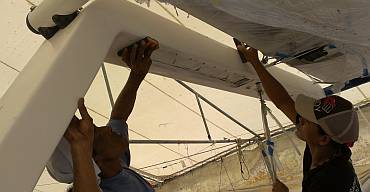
[138,0,370,85]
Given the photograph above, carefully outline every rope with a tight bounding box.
[139,143,235,170]
[237,140,251,180]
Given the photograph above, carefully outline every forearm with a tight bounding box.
[71,148,100,192]
[251,60,296,122]
[110,73,144,121]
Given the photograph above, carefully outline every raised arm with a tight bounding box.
[237,45,297,123]
[110,38,159,121]
[64,99,101,192]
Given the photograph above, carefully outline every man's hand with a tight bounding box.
[237,42,297,123]
[64,98,101,192]
[121,38,159,79]
[236,44,260,65]
[272,179,289,192]
[64,98,94,155]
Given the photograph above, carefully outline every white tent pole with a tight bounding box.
[256,82,277,183]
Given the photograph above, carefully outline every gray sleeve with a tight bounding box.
[107,119,131,167]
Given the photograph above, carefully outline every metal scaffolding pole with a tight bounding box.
[195,93,212,140]
[101,63,115,107]
[266,108,301,156]
[130,139,252,144]
[256,82,277,182]
[176,80,261,139]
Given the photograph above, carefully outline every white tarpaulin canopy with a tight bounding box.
[148,0,370,90]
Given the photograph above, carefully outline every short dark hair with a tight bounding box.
[317,125,352,160]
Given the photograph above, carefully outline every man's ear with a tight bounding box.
[319,135,331,146]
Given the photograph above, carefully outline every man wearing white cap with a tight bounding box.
[237,44,361,192]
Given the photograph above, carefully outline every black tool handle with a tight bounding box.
[233,38,248,63]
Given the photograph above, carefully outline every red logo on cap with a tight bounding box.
[314,97,336,114]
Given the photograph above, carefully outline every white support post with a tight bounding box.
[0,3,120,191]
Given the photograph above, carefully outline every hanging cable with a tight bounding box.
[139,143,235,170]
